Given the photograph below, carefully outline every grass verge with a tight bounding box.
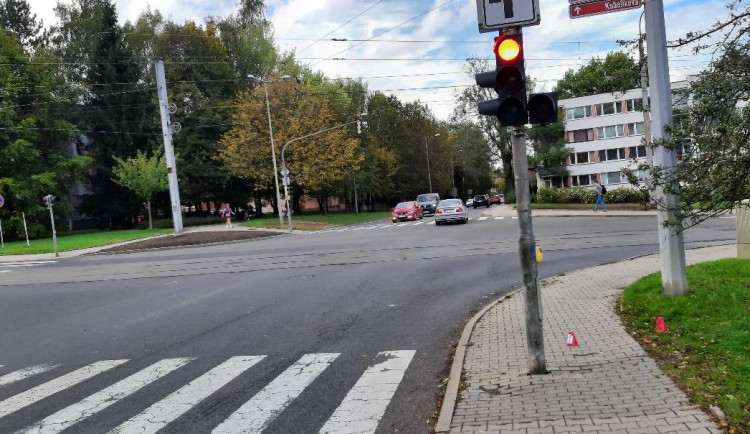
[619,258,750,432]
[240,211,390,231]
[0,229,173,255]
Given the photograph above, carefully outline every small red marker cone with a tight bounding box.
[566,331,579,347]
[655,316,668,333]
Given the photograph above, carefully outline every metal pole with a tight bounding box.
[424,136,433,192]
[511,128,547,375]
[354,180,359,214]
[285,184,292,232]
[638,17,653,166]
[644,0,688,295]
[47,197,59,258]
[0,219,4,253]
[22,212,30,246]
[260,82,285,228]
[155,60,183,234]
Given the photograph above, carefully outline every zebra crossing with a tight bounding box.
[0,350,416,434]
[307,216,518,235]
[0,261,57,274]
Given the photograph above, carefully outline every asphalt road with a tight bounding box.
[0,209,736,433]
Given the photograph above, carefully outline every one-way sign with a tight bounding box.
[569,0,642,18]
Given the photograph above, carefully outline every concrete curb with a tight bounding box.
[434,289,522,433]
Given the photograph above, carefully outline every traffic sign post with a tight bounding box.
[475,0,540,32]
[569,0,641,19]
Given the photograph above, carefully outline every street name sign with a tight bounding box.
[476,0,541,32]
[569,0,641,18]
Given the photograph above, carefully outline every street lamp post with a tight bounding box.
[424,133,440,192]
[248,74,291,227]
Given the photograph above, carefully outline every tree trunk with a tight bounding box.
[146,199,153,230]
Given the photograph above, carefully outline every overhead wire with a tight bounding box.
[296,0,385,55]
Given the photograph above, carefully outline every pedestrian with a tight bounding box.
[593,180,607,213]
[221,203,235,228]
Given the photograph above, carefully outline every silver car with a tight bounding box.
[435,199,468,225]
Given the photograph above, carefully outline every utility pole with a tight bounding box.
[511,128,546,374]
[155,60,184,234]
[638,30,653,166]
[44,195,59,257]
[644,0,688,295]
[424,137,433,192]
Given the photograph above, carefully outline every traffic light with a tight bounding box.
[527,92,559,125]
[475,32,527,127]
[41,194,56,207]
[42,195,48,207]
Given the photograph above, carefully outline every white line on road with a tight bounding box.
[111,356,264,434]
[478,217,488,221]
[512,216,518,219]
[19,358,193,434]
[0,270,11,274]
[0,261,57,267]
[0,359,129,419]
[0,364,59,387]
[412,222,424,226]
[320,350,416,434]
[213,353,339,434]
[494,217,504,220]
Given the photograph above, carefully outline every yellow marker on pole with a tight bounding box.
[535,246,544,263]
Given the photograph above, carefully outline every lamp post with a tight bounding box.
[424,133,440,192]
[248,74,291,227]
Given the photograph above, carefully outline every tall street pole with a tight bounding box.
[511,128,546,375]
[259,81,284,227]
[155,60,183,234]
[424,136,433,192]
[644,0,688,295]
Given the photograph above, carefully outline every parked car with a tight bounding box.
[473,194,490,208]
[390,201,423,222]
[489,194,505,205]
[416,193,441,216]
[435,199,468,225]
[465,197,474,207]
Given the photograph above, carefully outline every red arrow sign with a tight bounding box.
[569,0,642,18]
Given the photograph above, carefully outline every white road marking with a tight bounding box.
[0,270,11,274]
[213,353,339,434]
[0,364,59,387]
[478,217,488,221]
[0,261,57,267]
[111,356,264,434]
[19,358,193,434]
[719,216,736,219]
[320,350,416,434]
[0,359,128,419]
[512,216,518,219]
[412,222,424,226]
[495,217,504,220]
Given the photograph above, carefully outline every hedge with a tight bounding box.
[536,186,648,204]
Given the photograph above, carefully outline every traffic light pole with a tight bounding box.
[511,128,546,374]
[46,196,59,258]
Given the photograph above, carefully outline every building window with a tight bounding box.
[595,101,623,116]
[596,124,625,139]
[571,174,595,186]
[627,122,644,136]
[566,105,592,120]
[569,128,594,143]
[599,147,626,162]
[571,151,596,165]
[602,171,626,185]
[628,145,647,158]
[626,98,643,112]
[631,170,650,181]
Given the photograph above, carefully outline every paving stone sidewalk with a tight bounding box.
[445,245,734,434]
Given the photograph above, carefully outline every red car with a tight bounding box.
[489,194,505,205]
[391,201,424,222]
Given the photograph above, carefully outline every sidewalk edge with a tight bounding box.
[434,288,522,433]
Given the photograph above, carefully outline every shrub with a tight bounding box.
[0,216,49,241]
[537,186,648,204]
[136,216,225,229]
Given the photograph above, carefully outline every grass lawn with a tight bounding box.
[0,228,173,255]
[240,211,391,231]
[619,258,750,432]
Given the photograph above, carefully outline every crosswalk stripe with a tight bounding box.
[320,350,416,434]
[19,358,193,434]
[0,359,129,419]
[0,364,59,387]
[111,356,265,434]
[213,353,339,434]
[412,222,424,226]
[478,217,488,221]
[495,217,504,220]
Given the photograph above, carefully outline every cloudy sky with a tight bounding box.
[27,0,728,119]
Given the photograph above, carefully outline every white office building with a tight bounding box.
[542,82,690,190]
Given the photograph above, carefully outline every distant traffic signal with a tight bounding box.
[41,194,56,207]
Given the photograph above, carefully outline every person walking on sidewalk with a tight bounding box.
[593,180,607,213]
[221,203,235,228]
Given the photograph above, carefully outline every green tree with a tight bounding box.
[0,0,45,49]
[639,1,750,227]
[555,52,640,98]
[112,150,168,229]
[527,112,572,187]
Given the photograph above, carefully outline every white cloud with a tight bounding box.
[25,0,730,119]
